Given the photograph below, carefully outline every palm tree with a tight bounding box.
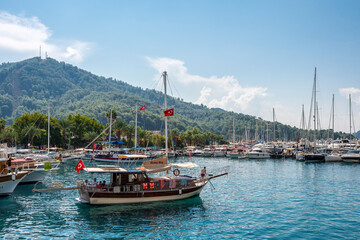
[83,131,100,142]
[145,130,153,147]
[170,128,180,149]
[123,125,135,148]
[57,118,75,148]
[0,126,16,146]
[22,125,42,147]
[113,119,126,140]
[105,109,117,122]
[0,118,6,132]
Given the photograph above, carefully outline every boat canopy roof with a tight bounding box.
[138,157,199,174]
[84,167,146,174]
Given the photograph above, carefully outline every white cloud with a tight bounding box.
[146,57,267,112]
[0,11,91,63]
[339,87,360,105]
[195,86,212,105]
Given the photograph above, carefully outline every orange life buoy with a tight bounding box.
[173,168,180,176]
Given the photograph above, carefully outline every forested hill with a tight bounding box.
[0,57,311,140]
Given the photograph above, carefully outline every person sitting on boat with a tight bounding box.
[84,180,89,185]
[92,178,97,185]
[201,167,206,182]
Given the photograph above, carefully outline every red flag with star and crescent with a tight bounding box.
[140,105,145,111]
[164,108,174,117]
[75,159,85,173]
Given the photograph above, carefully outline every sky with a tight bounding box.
[0,0,359,133]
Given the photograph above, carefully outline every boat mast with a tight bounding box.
[245,125,248,143]
[313,68,317,143]
[135,104,138,154]
[300,104,306,139]
[108,109,112,146]
[47,105,50,153]
[163,71,168,158]
[349,94,352,140]
[232,119,235,143]
[273,108,276,141]
[328,94,335,140]
[332,94,334,139]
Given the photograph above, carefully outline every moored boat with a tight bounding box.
[304,153,325,163]
[341,150,360,163]
[0,148,29,196]
[246,147,270,159]
[76,157,216,205]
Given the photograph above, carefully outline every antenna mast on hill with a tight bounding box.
[39,45,42,58]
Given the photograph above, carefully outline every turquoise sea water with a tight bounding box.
[1,157,360,239]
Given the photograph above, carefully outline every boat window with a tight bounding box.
[137,174,145,182]
[121,174,129,184]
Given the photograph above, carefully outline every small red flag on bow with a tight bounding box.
[164,108,174,117]
[75,159,85,173]
[140,105,145,111]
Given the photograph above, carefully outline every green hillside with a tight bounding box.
[0,57,351,142]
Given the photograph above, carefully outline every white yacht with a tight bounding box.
[342,150,360,163]
[213,147,226,157]
[246,147,270,159]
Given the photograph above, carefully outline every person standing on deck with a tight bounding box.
[201,167,206,182]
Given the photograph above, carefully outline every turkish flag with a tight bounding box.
[140,105,145,111]
[75,160,85,173]
[164,108,174,117]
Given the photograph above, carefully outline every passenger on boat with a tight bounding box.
[7,158,12,173]
[92,178,97,185]
[201,167,206,182]
[84,180,89,185]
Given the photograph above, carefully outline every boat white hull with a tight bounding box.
[77,184,205,205]
[325,155,342,162]
[213,152,226,157]
[20,170,47,184]
[342,158,360,163]
[247,154,270,159]
[0,173,27,196]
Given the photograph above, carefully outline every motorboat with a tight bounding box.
[342,150,360,163]
[228,148,246,159]
[304,153,325,163]
[11,157,60,184]
[213,147,226,157]
[0,147,28,196]
[246,147,270,159]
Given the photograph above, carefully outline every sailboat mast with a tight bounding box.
[135,104,138,154]
[273,108,275,141]
[163,71,168,158]
[349,94,352,140]
[47,105,50,153]
[108,109,112,144]
[313,67,317,142]
[232,119,235,143]
[331,94,335,140]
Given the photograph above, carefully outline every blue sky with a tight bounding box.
[0,0,359,133]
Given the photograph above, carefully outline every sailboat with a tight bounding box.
[304,67,326,163]
[75,71,228,205]
[325,94,342,162]
[93,108,148,164]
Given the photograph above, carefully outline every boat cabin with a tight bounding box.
[80,167,196,193]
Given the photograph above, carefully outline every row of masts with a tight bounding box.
[231,67,356,143]
[100,69,357,150]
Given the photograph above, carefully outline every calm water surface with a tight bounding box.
[1,157,360,239]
